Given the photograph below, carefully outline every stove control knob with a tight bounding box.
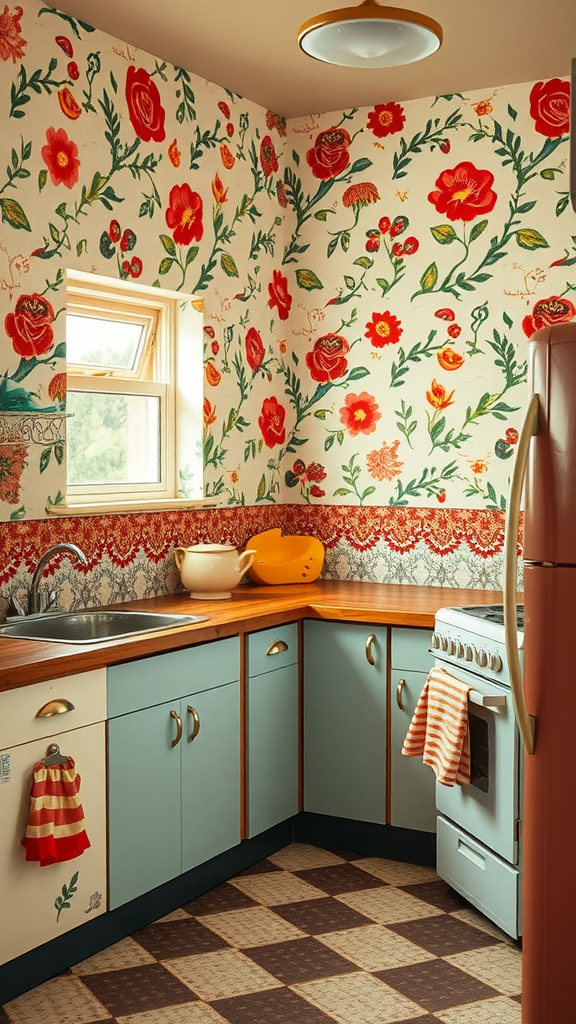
[464,645,474,662]
[448,639,457,656]
[456,641,464,659]
[441,636,449,652]
[476,649,488,668]
[431,633,441,650]
[489,653,503,673]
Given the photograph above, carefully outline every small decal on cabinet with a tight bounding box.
[0,752,10,784]
[85,890,102,914]
[54,870,79,922]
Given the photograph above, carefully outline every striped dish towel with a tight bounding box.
[22,758,90,866]
[401,666,472,786]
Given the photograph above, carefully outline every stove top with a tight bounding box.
[433,603,524,685]
[458,604,524,629]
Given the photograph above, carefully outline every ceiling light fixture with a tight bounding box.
[298,0,442,69]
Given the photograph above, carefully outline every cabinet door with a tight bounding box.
[248,662,299,838]
[304,621,387,824]
[390,669,436,833]
[108,702,182,910]
[181,682,241,872]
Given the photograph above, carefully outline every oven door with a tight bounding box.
[433,658,520,865]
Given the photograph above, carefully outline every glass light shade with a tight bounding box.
[298,3,442,68]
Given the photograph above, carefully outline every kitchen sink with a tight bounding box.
[0,609,208,644]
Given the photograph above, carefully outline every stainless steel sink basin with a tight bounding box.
[0,610,208,644]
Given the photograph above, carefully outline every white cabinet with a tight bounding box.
[0,671,107,967]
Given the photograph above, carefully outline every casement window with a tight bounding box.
[58,270,204,514]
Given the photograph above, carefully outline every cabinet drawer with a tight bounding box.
[107,636,240,717]
[437,815,520,938]
[0,669,106,749]
[391,627,433,673]
[247,623,298,677]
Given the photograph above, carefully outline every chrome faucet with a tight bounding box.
[29,543,88,615]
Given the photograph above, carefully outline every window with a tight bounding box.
[61,270,203,513]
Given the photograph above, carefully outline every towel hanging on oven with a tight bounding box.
[22,744,91,866]
[401,666,472,786]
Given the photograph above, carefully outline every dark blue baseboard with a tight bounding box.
[295,812,436,866]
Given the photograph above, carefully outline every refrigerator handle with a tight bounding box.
[504,392,538,755]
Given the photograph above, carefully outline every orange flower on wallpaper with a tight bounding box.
[426,379,455,410]
[437,348,465,371]
[342,182,380,209]
[211,172,228,204]
[48,373,66,404]
[220,144,235,169]
[339,392,381,437]
[0,3,26,63]
[205,361,221,387]
[168,139,181,167]
[203,398,216,425]
[57,87,81,120]
[366,439,403,481]
[469,456,489,474]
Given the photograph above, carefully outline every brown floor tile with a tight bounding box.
[211,985,337,1024]
[295,863,388,895]
[388,915,501,957]
[327,849,364,861]
[375,958,500,1012]
[274,896,374,934]
[183,882,260,916]
[236,858,284,876]
[512,993,522,1002]
[81,964,198,1016]
[133,918,229,959]
[399,881,468,913]
[245,935,357,984]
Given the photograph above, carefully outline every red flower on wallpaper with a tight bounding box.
[529,78,570,138]
[220,144,235,169]
[58,86,81,121]
[522,295,576,338]
[366,102,405,138]
[260,135,278,177]
[0,4,26,63]
[48,373,66,403]
[365,311,403,348]
[0,443,28,504]
[340,392,381,437]
[245,327,265,371]
[203,398,217,425]
[211,172,228,204]
[258,396,286,448]
[268,270,292,320]
[266,110,287,136]
[428,161,497,222]
[125,65,166,143]
[306,127,351,180]
[168,139,181,167]
[435,307,455,321]
[165,184,203,245]
[306,333,349,383]
[447,323,461,338]
[41,126,80,188]
[5,293,54,358]
[218,100,230,119]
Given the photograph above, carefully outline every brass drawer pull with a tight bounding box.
[365,634,376,666]
[266,639,288,656]
[35,698,75,718]
[170,709,182,747]
[397,678,406,710]
[187,705,200,742]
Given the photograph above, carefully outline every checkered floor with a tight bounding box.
[1,844,522,1024]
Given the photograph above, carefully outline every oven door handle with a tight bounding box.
[504,392,538,755]
[469,690,506,709]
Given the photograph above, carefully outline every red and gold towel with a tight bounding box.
[23,758,90,866]
[401,666,472,786]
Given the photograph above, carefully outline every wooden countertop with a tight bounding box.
[0,580,505,692]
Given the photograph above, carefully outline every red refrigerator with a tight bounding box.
[504,320,576,1022]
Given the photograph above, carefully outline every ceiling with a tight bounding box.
[52,0,576,118]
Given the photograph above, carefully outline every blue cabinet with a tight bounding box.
[390,627,436,833]
[303,620,387,824]
[107,637,240,909]
[247,624,298,838]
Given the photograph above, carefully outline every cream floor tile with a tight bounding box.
[197,906,305,947]
[446,943,522,996]
[436,995,522,1023]
[293,971,424,1024]
[117,1003,227,1024]
[353,858,439,885]
[318,923,437,971]
[450,907,512,941]
[3,975,110,1024]
[267,843,346,871]
[164,947,283,1001]
[230,870,325,905]
[71,936,156,975]
[338,885,441,925]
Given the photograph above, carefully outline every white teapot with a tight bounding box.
[174,543,256,600]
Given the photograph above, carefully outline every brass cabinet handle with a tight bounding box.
[187,705,200,742]
[170,709,182,747]
[365,633,376,666]
[266,639,288,656]
[397,678,406,711]
[35,698,75,718]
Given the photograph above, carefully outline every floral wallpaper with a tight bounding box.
[0,0,571,598]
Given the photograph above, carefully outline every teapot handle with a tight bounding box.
[237,549,256,578]
[174,546,185,571]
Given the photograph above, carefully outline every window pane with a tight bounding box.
[67,390,160,485]
[67,313,145,370]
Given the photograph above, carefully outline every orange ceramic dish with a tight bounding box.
[245,529,325,585]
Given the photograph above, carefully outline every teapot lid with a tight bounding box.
[186,543,236,552]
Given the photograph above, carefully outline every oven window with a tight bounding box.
[469,713,489,793]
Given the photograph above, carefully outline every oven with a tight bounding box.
[431,604,524,938]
